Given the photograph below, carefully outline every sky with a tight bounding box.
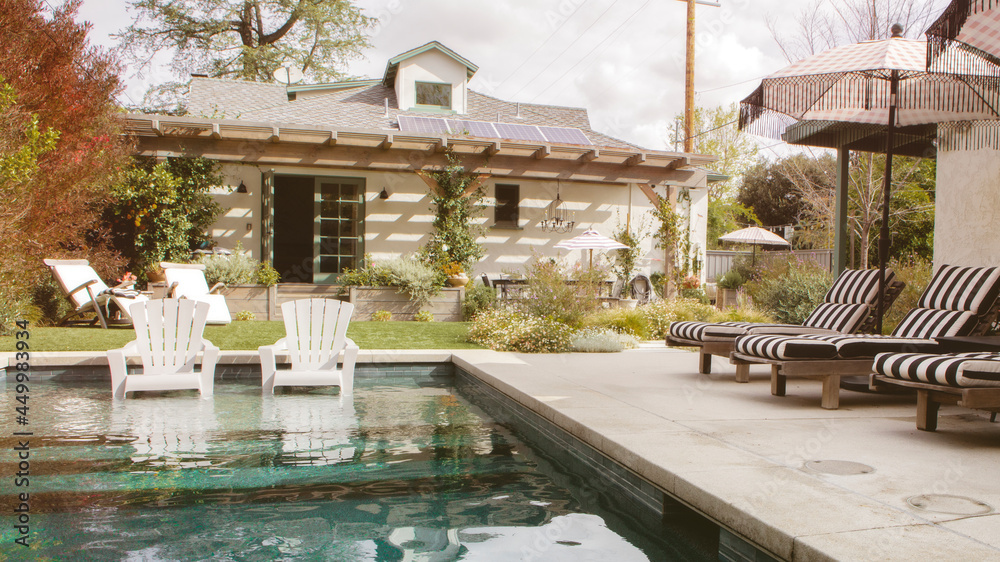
[73,0,951,155]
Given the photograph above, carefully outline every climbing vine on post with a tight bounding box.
[417,153,488,274]
[650,185,701,297]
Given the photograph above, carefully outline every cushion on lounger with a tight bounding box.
[734,334,838,360]
[801,333,941,358]
[874,351,1000,387]
[890,308,979,339]
[801,302,871,332]
[917,265,1000,315]
[824,268,891,305]
[669,321,747,342]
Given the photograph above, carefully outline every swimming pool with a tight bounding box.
[2,373,715,560]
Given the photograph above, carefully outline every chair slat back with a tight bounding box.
[129,299,209,375]
[46,261,109,308]
[824,269,891,305]
[163,265,211,297]
[917,265,1000,315]
[281,299,354,370]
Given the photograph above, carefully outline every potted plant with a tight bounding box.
[716,270,744,309]
[443,262,468,287]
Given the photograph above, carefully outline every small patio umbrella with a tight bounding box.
[718,226,791,265]
[554,228,628,269]
[739,24,1000,331]
[926,0,1000,74]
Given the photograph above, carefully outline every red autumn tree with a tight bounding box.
[0,0,131,326]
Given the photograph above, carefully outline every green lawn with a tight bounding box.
[0,321,481,352]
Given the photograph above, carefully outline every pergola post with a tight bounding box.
[833,147,850,275]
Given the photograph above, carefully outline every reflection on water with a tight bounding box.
[0,378,705,561]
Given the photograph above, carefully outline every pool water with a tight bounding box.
[2,377,713,560]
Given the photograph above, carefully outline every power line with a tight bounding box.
[508,0,627,100]
[495,0,592,92]
[696,74,766,94]
[529,0,653,103]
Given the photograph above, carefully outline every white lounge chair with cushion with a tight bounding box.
[259,299,358,395]
[870,351,1000,431]
[107,299,219,399]
[668,268,904,379]
[730,265,1000,409]
[44,258,148,329]
[161,262,232,325]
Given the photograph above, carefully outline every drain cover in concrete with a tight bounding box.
[906,494,994,515]
[804,460,875,475]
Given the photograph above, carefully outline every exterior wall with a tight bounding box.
[394,50,468,113]
[207,164,711,281]
[934,146,1000,267]
[687,184,709,283]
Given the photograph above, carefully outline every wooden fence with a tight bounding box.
[705,249,833,281]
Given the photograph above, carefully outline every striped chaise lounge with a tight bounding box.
[667,268,903,381]
[730,265,1000,409]
[870,351,1000,431]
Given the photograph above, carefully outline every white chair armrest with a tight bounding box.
[258,338,288,394]
[168,281,180,298]
[209,282,226,294]
[345,337,358,349]
[108,340,140,399]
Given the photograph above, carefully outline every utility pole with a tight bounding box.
[678,0,720,153]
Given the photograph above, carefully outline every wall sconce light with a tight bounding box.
[379,188,390,199]
[236,181,248,194]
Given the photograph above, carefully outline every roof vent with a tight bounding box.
[516,103,523,119]
[191,73,208,78]
[384,98,389,117]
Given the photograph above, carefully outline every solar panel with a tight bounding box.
[539,126,592,146]
[398,115,450,135]
[494,123,547,142]
[446,119,498,139]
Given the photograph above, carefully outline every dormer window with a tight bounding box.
[415,81,452,110]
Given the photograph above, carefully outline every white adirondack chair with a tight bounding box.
[160,262,232,325]
[259,299,358,395]
[108,299,219,399]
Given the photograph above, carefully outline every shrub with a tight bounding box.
[516,257,604,328]
[414,310,434,322]
[884,255,933,334]
[467,307,573,353]
[679,287,710,304]
[197,250,257,285]
[582,307,650,339]
[234,311,255,321]
[339,255,442,306]
[255,263,280,287]
[744,257,832,325]
[716,270,745,290]
[640,298,722,340]
[372,310,392,322]
[571,328,639,352]
[462,282,497,320]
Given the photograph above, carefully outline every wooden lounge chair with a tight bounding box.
[44,258,148,329]
[107,299,219,399]
[161,262,232,325]
[667,268,904,380]
[259,298,358,395]
[870,351,1000,431]
[730,265,1000,409]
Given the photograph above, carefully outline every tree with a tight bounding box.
[671,104,759,248]
[0,0,131,329]
[119,0,374,109]
[737,155,826,232]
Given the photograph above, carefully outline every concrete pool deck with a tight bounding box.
[10,346,1000,560]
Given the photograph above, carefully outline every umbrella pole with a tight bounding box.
[877,70,899,334]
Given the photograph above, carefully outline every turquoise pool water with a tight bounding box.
[2,376,713,560]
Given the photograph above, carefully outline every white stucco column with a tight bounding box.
[934,146,1000,267]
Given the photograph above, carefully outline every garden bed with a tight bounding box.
[346,286,465,321]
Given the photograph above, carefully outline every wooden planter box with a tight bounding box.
[717,288,740,309]
[347,286,465,321]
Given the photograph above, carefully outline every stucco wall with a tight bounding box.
[395,50,468,113]
[208,164,709,282]
[934,147,1000,267]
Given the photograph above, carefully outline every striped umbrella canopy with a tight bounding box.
[740,25,1000,331]
[718,226,791,247]
[554,228,628,269]
[927,0,1000,75]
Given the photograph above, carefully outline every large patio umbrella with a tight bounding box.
[554,228,628,269]
[718,226,791,265]
[927,0,1000,74]
[739,25,1000,331]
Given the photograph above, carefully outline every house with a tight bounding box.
[125,41,717,284]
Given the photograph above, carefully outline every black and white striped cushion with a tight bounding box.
[917,265,1000,315]
[874,351,1000,387]
[801,333,941,358]
[734,334,838,360]
[669,321,742,342]
[825,268,892,305]
[890,308,978,339]
[703,322,790,340]
[802,302,871,332]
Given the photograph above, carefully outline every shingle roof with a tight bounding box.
[186,77,641,150]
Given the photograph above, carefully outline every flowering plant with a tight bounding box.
[442,262,464,277]
[116,272,137,287]
[681,275,700,290]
